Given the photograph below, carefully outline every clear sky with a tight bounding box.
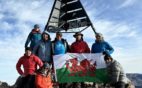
[0,0,142,85]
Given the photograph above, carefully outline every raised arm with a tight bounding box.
[25,32,32,48]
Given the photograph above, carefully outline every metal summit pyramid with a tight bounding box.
[45,0,97,34]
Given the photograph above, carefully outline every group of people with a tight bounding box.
[15,24,131,88]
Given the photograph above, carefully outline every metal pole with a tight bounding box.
[79,0,97,35]
[44,0,57,31]
[91,24,97,35]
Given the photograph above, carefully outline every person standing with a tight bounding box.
[33,31,52,63]
[70,32,90,88]
[52,32,70,88]
[91,33,114,54]
[25,24,42,51]
[91,33,114,87]
[52,32,70,55]
[16,47,43,88]
[71,32,90,53]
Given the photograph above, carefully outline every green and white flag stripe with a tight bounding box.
[53,53,109,83]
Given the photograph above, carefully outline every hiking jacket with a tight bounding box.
[71,40,90,53]
[52,38,70,55]
[91,41,114,54]
[35,73,53,88]
[107,60,127,83]
[25,29,42,50]
[16,54,43,76]
[33,40,52,62]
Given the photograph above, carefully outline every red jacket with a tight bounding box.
[16,54,43,76]
[71,40,90,53]
[35,73,53,88]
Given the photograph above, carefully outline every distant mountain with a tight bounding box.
[127,73,142,88]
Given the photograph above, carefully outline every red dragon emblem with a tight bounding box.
[65,58,96,77]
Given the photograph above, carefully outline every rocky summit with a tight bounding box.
[1,73,142,88]
[0,81,13,88]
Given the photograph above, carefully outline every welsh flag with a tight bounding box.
[53,53,109,83]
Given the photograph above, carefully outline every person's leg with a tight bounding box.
[28,75,35,88]
[59,83,68,88]
[59,83,63,88]
[62,83,67,88]
[81,82,85,88]
[17,76,28,88]
[14,76,22,88]
[115,82,125,88]
[65,83,73,88]
[73,82,81,88]
[93,82,99,88]
[24,75,31,88]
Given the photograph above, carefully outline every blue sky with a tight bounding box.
[0,0,142,85]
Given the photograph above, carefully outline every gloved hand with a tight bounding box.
[109,82,116,87]
[103,51,107,55]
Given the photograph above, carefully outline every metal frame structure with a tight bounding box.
[44,0,97,34]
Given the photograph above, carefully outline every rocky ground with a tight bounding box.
[0,81,13,88]
[0,73,141,88]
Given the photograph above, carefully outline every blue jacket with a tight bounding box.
[91,41,114,54]
[52,38,70,55]
[25,29,41,50]
[33,40,52,62]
